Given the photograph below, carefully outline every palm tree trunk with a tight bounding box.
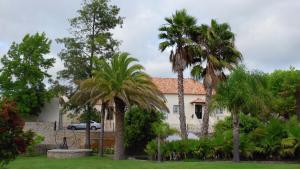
[177,70,188,139]
[114,99,126,160]
[85,106,91,149]
[296,87,300,122]
[99,103,106,157]
[201,85,212,136]
[232,112,240,162]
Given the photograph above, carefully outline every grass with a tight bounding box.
[8,156,300,169]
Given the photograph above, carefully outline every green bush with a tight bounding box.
[25,134,45,156]
[104,147,114,155]
[125,106,164,155]
[145,115,300,161]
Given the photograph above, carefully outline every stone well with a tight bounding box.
[47,149,92,159]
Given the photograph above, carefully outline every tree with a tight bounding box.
[0,33,55,117]
[152,122,176,162]
[124,106,164,155]
[212,67,270,162]
[267,68,300,120]
[297,87,300,121]
[0,99,33,168]
[73,53,168,160]
[191,20,242,136]
[159,9,198,139]
[56,0,123,149]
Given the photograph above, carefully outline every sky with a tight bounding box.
[0,0,300,78]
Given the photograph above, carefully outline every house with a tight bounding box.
[35,78,229,133]
[152,78,229,133]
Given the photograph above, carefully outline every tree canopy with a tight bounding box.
[0,33,55,117]
[56,0,123,149]
[268,67,300,119]
[212,66,271,117]
[212,66,271,162]
[57,0,123,89]
[72,52,168,160]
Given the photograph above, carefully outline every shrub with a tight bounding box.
[145,115,300,161]
[25,134,45,156]
[0,99,33,167]
[125,106,164,155]
[104,147,114,154]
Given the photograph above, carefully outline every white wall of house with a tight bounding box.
[37,98,60,122]
[37,97,75,125]
[164,94,230,133]
[37,95,229,133]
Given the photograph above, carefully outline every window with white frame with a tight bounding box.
[173,105,179,114]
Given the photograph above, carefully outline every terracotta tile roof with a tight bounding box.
[152,78,206,95]
[191,98,206,104]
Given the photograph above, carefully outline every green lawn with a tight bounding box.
[8,156,300,169]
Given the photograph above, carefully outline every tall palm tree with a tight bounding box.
[191,19,242,136]
[73,53,168,160]
[159,9,198,139]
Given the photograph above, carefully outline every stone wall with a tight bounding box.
[24,122,115,149]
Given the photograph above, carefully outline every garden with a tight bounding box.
[1,0,300,168]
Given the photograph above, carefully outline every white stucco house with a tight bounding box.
[152,78,229,133]
[36,78,229,133]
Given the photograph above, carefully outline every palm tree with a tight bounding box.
[191,19,242,136]
[159,9,198,139]
[71,79,107,157]
[73,53,168,160]
[152,122,176,162]
[212,67,270,162]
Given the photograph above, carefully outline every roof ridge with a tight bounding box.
[152,77,205,95]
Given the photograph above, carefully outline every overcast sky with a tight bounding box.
[1,0,300,78]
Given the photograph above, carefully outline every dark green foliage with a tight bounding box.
[213,67,271,117]
[78,109,99,122]
[268,68,300,119]
[56,0,123,120]
[0,33,55,117]
[0,99,34,167]
[212,66,272,161]
[124,106,164,155]
[57,0,123,86]
[145,115,300,161]
[25,134,45,156]
[57,0,123,149]
[214,114,263,134]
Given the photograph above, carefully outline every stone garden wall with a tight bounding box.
[24,122,115,150]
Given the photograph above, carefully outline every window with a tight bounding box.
[173,105,179,114]
[215,108,223,114]
[195,105,203,119]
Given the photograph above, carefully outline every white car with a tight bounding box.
[67,120,101,130]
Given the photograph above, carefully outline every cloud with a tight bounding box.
[1,0,300,78]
